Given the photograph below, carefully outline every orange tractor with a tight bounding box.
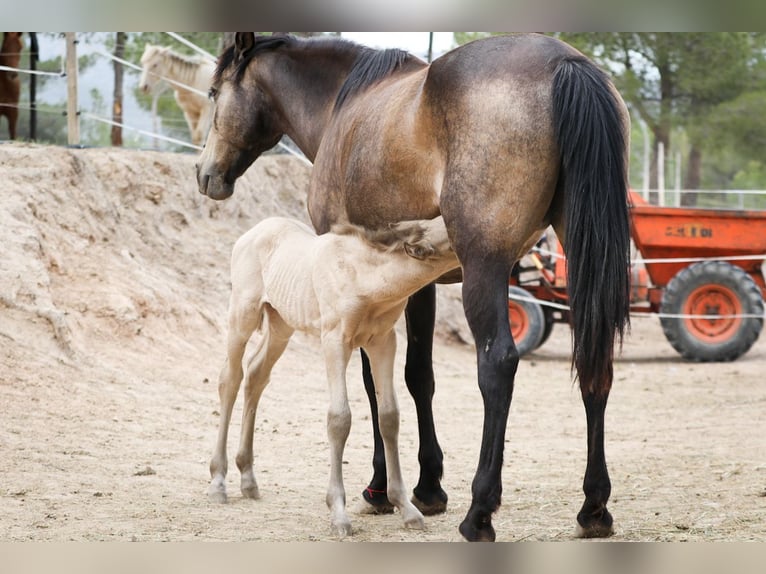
[508,191,766,361]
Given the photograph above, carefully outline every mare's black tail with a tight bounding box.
[552,56,631,395]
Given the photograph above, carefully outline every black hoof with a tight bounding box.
[412,486,448,516]
[459,516,496,542]
[361,487,394,514]
[575,508,614,538]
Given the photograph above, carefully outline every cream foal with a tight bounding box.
[209,215,459,536]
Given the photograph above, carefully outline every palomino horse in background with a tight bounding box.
[211,215,458,536]
[139,44,215,146]
[0,32,23,140]
[196,33,631,542]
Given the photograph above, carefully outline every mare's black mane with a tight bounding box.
[215,34,414,111]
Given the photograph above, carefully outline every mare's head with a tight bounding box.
[196,32,290,201]
[139,45,170,94]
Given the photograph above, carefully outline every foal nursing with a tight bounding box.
[209,215,458,536]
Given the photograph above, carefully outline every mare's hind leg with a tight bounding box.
[363,331,425,530]
[360,285,447,515]
[574,390,613,537]
[235,307,293,500]
[550,217,615,538]
[457,259,518,542]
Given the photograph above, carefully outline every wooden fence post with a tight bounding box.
[65,32,79,146]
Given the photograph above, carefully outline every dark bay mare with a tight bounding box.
[196,32,631,542]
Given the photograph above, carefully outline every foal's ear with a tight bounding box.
[404,241,435,260]
[234,32,256,61]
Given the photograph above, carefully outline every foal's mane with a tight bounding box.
[330,221,426,254]
[215,34,418,111]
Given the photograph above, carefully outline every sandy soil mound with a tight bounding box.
[2,143,764,542]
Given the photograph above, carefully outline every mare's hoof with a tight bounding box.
[575,508,614,538]
[361,487,394,514]
[574,521,614,538]
[458,516,496,542]
[412,487,448,516]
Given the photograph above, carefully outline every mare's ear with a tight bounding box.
[234,32,256,61]
[404,241,435,260]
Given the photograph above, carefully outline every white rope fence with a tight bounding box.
[508,289,765,320]
[511,246,766,320]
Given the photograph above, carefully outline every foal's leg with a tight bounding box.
[360,285,447,515]
[457,259,518,542]
[363,331,425,530]
[321,333,354,537]
[236,308,293,500]
[209,306,259,503]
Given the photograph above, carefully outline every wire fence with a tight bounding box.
[0,32,309,161]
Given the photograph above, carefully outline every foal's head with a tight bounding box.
[334,216,453,262]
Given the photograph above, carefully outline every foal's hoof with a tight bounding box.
[360,487,394,514]
[241,484,261,500]
[412,487,448,516]
[331,520,354,538]
[208,490,228,504]
[458,515,496,542]
[403,513,426,531]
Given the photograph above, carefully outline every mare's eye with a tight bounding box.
[208,87,218,101]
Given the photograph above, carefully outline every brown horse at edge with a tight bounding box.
[0,32,23,140]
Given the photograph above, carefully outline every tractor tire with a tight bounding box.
[507,286,546,357]
[659,261,764,362]
[537,308,555,349]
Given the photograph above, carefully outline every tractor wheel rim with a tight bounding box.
[508,301,530,343]
[682,284,743,343]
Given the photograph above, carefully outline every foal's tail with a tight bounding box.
[551,56,631,396]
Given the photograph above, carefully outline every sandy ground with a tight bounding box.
[1,143,765,542]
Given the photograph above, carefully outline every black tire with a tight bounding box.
[536,308,555,349]
[507,286,546,356]
[660,261,764,362]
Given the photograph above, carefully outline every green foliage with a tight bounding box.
[560,33,766,193]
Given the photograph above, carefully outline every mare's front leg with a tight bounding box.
[321,332,354,537]
[360,285,447,515]
[363,330,425,531]
[457,259,518,542]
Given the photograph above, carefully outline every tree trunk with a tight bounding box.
[111,32,126,147]
[29,33,38,141]
[682,145,702,206]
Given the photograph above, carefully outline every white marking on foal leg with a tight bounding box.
[365,333,426,531]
